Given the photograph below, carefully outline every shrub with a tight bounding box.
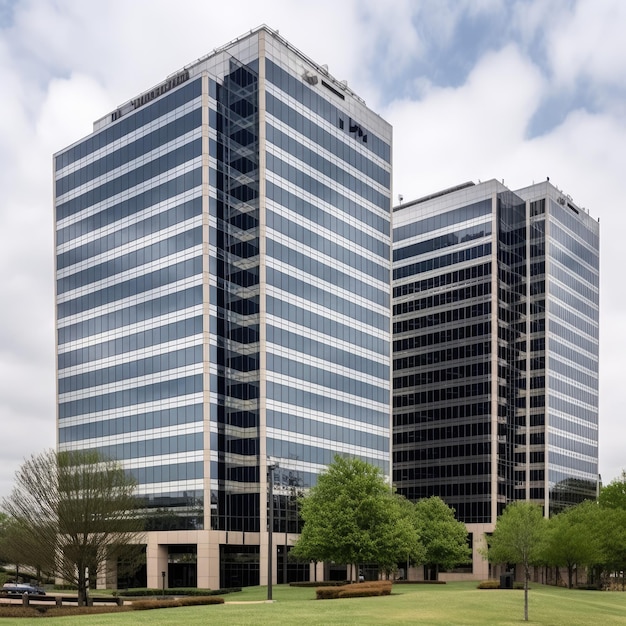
[117,587,240,597]
[291,581,348,587]
[316,580,392,600]
[132,596,224,610]
[393,580,446,585]
[477,580,501,589]
[316,587,341,599]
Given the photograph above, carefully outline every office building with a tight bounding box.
[392,180,599,578]
[54,26,392,589]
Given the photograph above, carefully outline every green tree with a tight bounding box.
[291,456,421,577]
[542,501,602,588]
[599,470,626,510]
[2,449,145,605]
[486,502,547,622]
[413,497,471,580]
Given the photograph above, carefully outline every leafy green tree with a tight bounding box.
[542,501,602,588]
[2,449,145,605]
[413,496,471,580]
[599,470,626,510]
[486,502,547,622]
[291,456,421,577]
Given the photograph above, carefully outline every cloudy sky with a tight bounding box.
[0,0,623,497]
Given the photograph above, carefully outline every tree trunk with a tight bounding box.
[524,566,529,621]
[568,564,573,589]
[77,566,88,607]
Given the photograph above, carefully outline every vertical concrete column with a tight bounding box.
[146,540,168,590]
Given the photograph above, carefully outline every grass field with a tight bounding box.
[3,581,626,625]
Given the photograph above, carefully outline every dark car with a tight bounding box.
[2,582,46,595]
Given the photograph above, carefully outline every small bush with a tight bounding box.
[317,580,392,600]
[478,580,501,589]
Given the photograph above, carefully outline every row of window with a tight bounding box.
[94,432,202,462]
[393,362,490,390]
[395,222,491,263]
[393,243,492,281]
[56,109,203,196]
[267,182,389,259]
[394,199,492,242]
[549,357,597,390]
[55,78,202,171]
[394,381,490,408]
[266,100,389,188]
[267,296,388,356]
[548,433,598,459]
[549,376,598,408]
[58,286,202,345]
[59,402,203,443]
[57,169,202,245]
[549,319,598,356]
[58,257,202,319]
[267,153,389,233]
[59,345,202,394]
[59,374,203,419]
[393,262,491,298]
[267,239,388,308]
[394,401,492,425]
[550,282,598,323]
[59,316,202,370]
[267,353,388,404]
[394,422,490,446]
[550,221,599,271]
[549,396,598,425]
[267,123,389,208]
[550,244,598,288]
[128,460,203,485]
[267,210,388,283]
[266,325,388,380]
[57,197,202,270]
[267,267,388,331]
[268,410,389,452]
[267,381,387,426]
[393,321,491,353]
[393,302,491,335]
[548,451,598,478]
[394,342,490,372]
[58,228,202,295]
[57,140,202,222]
[550,263,598,304]
[549,300,599,340]
[265,59,390,162]
[267,437,386,472]
[550,199,599,250]
[393,281,490,316]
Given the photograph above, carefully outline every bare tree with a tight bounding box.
[2,449,144,605]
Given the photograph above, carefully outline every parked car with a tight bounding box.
[2,582,46,595]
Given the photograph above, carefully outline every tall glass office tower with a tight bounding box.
[392,180,599,579]
[54,26,392,589]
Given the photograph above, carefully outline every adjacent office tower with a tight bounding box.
[54,26,392,589]
[392,180,599,578]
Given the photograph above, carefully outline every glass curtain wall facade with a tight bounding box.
[54,26,392,589]
[392,180,599,577]
[516,182,599,514]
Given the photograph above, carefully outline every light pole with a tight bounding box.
[267,461,279,601]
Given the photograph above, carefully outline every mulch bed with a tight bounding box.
[0,605,132,618]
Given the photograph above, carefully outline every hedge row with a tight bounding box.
[316,580,392,600]
[117,587,241,597]
[393,580,447,585]
[290,581,349,587]
[132,596,224,610]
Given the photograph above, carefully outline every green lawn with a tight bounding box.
[5,582,626,625]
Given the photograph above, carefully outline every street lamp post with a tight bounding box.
[267,461,279,601]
